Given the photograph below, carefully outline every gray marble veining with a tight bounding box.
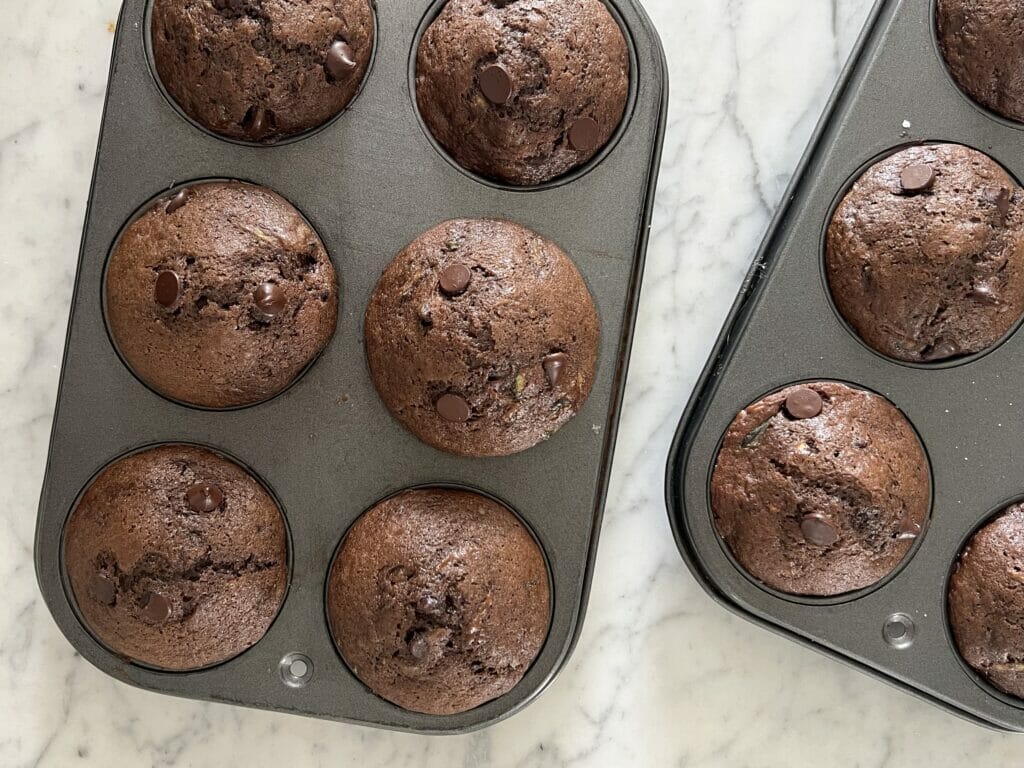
[4,0,1024,765]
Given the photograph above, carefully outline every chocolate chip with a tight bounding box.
[186,482,224,513]
[408,634,428,660]
[141,592,171,623]
[90,574,117,606]
[241,105,275,140]
[254,282,287,317]
[417,594,442,616]
[438,264,471,296]
[900,163,936,194]
[800,513,839,547]
[325,40,356,81]
[154,270,181,308]
[971,281,1000,304]
[568,117,601,152]
[922,339,960,362]
[436,393,471,422]
[897,514,922,541]
[479,64,513,105]
[165,189,189,215]
[543,352,568,387]
[784,388,823,419]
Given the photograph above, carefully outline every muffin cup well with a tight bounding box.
[707,380,933,607]
[101,179,339,411]
[819,141,1024,370]
[60,442,293,674]
[143,0,380,147]
[944,498,1024,712]
[408,0,640,192]
[323,484,554,715]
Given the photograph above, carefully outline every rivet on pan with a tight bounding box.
[882,613,916,649]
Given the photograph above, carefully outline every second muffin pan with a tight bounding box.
[667,0,1024,732]
[35,0,667,733]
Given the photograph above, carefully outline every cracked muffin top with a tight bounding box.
[151,0,374,143]
[105,181,338,409]
[415,0,630,186]
[950,504,1024,700]
[710,382,930,597]
[364,219,599,457]
[826,143,1024,363]
[326,488,550,714]
[937,0,1024,123]
[63,445,288,671]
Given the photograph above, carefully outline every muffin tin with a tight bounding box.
[667,0,1024,732]
[34,0,666,733]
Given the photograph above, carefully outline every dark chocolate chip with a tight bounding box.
[165,189,189,215]
[438,264,472,296]
[254,282,287,317]
[543,352,568,387]
[154,270,181,308]
[325,40,356,81]
[408,633,428,660]
[971,282,1000,304]
[479,64,513,105]
[186,482,224,513]
[897,514,922,541]
[90,574,117,606]
[784,388,823,419]
[900,163,936,194]
[922,339,960,362]
[417,594,442,616]
[436,393,471,422]
[800,513,839,547]
[568,117,601,152]
[141,592,171,624]
[241,105,275,139]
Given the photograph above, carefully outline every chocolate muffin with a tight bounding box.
[105,181,337,409]
[326,488,550,715]
[711,382,930,596]
[937,0,1024,123]
[826,143,1024,363]
[364,219,599,457]
[415,0,630,186]
[950,504,1024,699]
[151,0,374,142]
[64,445,288,671]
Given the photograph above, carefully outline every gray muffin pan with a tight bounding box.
[667,0,1024,732]
[34,0,666,733]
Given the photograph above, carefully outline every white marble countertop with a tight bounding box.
[5,0,1024,765]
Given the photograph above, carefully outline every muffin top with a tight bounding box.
[415,0,630,185]
[364,219,599,457]
[326,488,550,715]
[950,504,1024,700]
[826,144,1024,363]
[151,0,374,142]
[64,445,288,671]
[711,382,930,596]
[105,181,337,409]
[937,0,1024,123]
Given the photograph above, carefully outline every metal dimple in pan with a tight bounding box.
[667,0,1024,732]
[34,0,667,734]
